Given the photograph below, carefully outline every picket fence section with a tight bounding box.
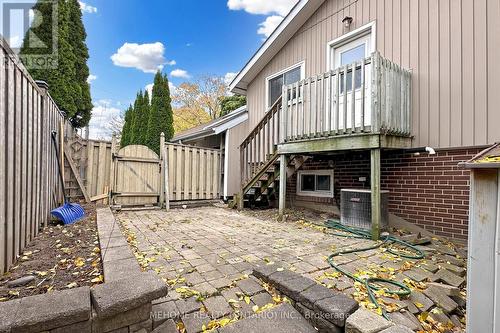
[165,143,221,201]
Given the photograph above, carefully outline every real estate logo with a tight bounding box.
[1,0,58,69]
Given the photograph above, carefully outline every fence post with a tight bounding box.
[159,133,165,208]
[109,135,117,205]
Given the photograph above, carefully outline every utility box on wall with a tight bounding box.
[461,144,500,333]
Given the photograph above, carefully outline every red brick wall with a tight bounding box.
[286,147,483,242]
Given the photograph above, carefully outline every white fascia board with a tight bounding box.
[213,112,248,134]
[229,0,325,94]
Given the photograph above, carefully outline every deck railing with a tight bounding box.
[240,98,281,186]
[239,52,412,187]
[281,52,411,141]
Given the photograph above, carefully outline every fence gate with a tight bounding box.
[112,145,161,206]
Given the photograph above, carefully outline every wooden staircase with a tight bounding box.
[230,98,310,209]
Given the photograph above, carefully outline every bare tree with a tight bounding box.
[108,114,124,139]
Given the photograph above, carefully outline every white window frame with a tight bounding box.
[326,21,376,71]
[296,170,334,198]
[265,61,305,111]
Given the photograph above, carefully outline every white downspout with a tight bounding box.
[223,131,229,200]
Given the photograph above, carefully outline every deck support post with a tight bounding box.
[278,154,288,218]
[370,148,381,240]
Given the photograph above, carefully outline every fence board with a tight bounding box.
[0,48,6,273]
[165,143,221,201]
[0,38,66,274]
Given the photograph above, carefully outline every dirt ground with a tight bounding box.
[0,203,103,302]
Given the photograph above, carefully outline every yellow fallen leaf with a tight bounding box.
[414,302,424,308]
[8,290,19,296]
[252,305,259,312]
[91,275,104,283]
[244,296,251,304]
[74,257,85,267]
[66,282,78,289]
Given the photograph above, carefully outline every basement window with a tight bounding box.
[297,170,334,198]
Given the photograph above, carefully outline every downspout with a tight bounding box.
[402,146,436,155]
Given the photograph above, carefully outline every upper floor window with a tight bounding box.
[267,63,304,108]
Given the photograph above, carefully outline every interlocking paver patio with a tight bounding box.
[114,206,467,333]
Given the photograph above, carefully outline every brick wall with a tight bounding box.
[286,147,483,242]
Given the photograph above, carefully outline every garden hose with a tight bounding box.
[324,219,425,320]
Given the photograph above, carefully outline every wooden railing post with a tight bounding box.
[281,87,287,143]
[371,52,380,132]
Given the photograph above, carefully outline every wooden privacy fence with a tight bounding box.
[0,38,70,274]
[64,136,116,202]
[164,143,222,201]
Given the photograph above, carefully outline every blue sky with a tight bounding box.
[1,0,299,138]
[80,0,298,138]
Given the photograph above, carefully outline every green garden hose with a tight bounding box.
[324,219,425,320]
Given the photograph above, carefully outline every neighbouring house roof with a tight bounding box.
[229,0,326,95]
[171,105,248,142]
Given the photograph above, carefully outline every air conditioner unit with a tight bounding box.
[340,189,389,230]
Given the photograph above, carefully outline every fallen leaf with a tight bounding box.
[74,257,85,267]
[66,282,78,289]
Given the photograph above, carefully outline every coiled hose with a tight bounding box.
[324,219,425,320]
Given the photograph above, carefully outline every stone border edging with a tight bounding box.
[96,207,141,282]
[0,272,167,333]
[253,264,402,333]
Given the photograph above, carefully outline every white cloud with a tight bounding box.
[170,69,190,79]
[145,83,154,97]
[257,15,284,38]
[87,74,97,84]
[88,101,122,139]
[227,0,297,16]
[79,1,97,14]
[9,35,21,48]
[224,72,238,85]
[166,60,176,66]
[111,42,166,73]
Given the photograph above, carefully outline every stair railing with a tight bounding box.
[240,97,282,186]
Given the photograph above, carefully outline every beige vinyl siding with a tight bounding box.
[245,0,500,148]
[226,119,249,196]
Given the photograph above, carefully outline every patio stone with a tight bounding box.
[209,277,232,289]
[236,278,265,296]
[151,301,180,327]
[387,311,422,331]
[431,269,465,287]
[345,308,393,333]
[408,290,434,313]
[185,271,205,285]
[175,297,202,315]
[152,319,178,333]
[251,292,274,307]
[203,296,233,319]
[252,264,283,280]
[219,303,316,333]
[193,282,218,296]
[379,325,414,333]
[297,284,337,309]
[275,276,316,299]
[313,293,359,327]
[423,286,458,313]
[181,311,211,333]
[295,303,342,333]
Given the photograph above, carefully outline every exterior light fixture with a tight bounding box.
[342,16,353,29]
